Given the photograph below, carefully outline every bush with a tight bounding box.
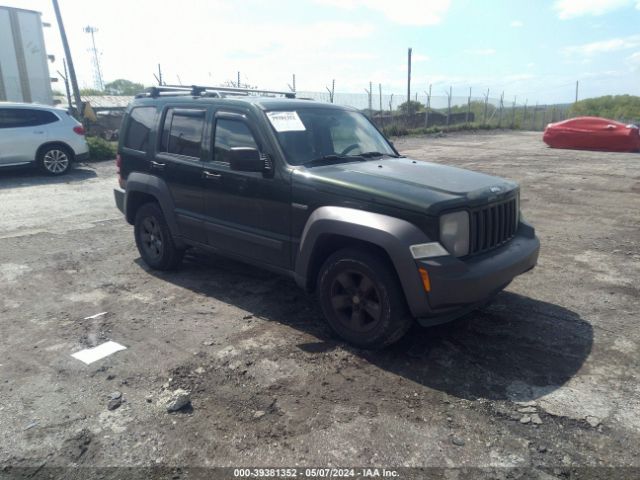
[382,124,409,137]
[87,136,117,161]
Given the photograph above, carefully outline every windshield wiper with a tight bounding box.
[303,154,365,167]
[359,151,400,158]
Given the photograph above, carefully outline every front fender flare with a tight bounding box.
[295,206,432,318]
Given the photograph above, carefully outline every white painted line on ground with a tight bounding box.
[71,341,127,365]
[83,311,108,320]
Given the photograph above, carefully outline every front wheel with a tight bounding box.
[317,248,413,349]
[134,202,184,270]
[38,145,72,175]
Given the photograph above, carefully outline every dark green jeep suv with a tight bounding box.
[114,85,539,349]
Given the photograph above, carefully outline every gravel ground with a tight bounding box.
[0,131,638,479]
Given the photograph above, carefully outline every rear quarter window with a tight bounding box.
[123,107,156,152]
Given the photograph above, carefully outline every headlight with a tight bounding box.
[440,211,470,257]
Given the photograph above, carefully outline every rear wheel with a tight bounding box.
[317,248,413,349]
[38,145,72,175]
[134,202,184,270]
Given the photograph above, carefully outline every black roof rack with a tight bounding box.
[135,84,296,99]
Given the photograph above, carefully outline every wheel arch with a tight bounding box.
[124,172,185,249]
[294,206,432,318]
[36,141,75,162]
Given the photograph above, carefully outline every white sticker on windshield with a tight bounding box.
[266,111,306,132]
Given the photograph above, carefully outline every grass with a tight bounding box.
[381,122,522,138]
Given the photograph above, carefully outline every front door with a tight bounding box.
[202,111,292,269]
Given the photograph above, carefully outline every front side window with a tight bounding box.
[161,108,205,158]
[0,108,58,128]
[124,107,156,152]
[213,118,258,164]
[266,108,394,166]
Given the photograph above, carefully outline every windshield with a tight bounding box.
[266,108,395,166]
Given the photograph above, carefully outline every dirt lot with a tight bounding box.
[0,131,639,479]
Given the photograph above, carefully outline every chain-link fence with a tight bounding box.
[297,91,572,132]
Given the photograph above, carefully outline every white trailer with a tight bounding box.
[0,6,53,105]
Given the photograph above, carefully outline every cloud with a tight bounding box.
[628,52,640,70]
[553,0,635,19]
[563,34,640,55]
[314,0,451,26]
[510,20,524,27]
[465,48,496,56]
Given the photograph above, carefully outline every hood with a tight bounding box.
[293,157,518,215]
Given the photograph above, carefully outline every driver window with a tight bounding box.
[213,118,258,164]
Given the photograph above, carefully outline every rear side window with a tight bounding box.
[213,119,258,164]
[0,108,58,128]
[124,107,156,152]
[160,108,205,158]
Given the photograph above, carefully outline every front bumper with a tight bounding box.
[413,221,540,325]
[114,188,125,214]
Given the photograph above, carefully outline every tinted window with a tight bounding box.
[213,119,258,164]
[0,108,58,128]
[124,107,156,152]
[161,109,205,158]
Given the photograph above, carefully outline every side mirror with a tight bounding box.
[229,147,264,172]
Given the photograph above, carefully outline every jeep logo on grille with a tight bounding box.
[490,186,502,193]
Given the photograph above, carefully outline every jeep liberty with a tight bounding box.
[114,85,540,348]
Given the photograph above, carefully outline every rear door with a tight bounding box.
[0,108,52,164]
[155,106,209,244]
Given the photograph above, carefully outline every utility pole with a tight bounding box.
[511,96,517,128]
[379,83,382,114]
[52,0,82,118]
[424,84,432,128]
[498,91,504,127]
[326,79,335,103]
[365,81,372,116]
[83,25,104,90]
[153,64,163,86]
[407,48,412,116]
[483,88,490,125]
[445,86,452,126]
[522,99,528,130]
[56,58,72,111]
[466,87,472,124]
[575,80,579,104]
[237,71,241,88]
[288,74,296,93]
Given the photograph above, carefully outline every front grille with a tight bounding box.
[469,197,518,255]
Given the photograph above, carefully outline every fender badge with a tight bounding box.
[490,186,502,193]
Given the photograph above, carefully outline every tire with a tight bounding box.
[38,145,73,175]
[134,202,184,270]
[317,248,414,349]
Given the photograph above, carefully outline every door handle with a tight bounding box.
[150,160,165,170]
[203,170,222,179]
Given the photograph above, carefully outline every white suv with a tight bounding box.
[0,103,89,175]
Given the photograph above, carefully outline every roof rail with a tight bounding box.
[135,84,296,99]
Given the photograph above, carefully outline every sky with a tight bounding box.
[4,0,640,105]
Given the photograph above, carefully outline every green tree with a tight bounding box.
[80,88,105,96]
[104,79,145,96]
[568,95,640,121]
[398,100,424,114]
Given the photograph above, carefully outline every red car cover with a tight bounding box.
[543,116,640,152]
